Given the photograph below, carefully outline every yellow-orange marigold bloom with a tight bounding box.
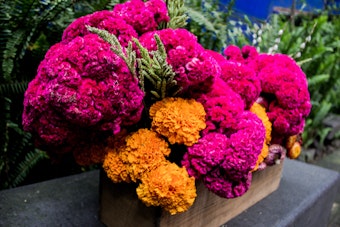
[286,135,298,150]
[150,97,206,146]
[103,128,171,183]
[103,146,131,183]
[103,134,131,183]
[287,142,301,159]
[122,128,171,181]
[250,102,272,170]
[136,162,197,215]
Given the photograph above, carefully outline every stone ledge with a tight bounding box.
[0,159,339,227]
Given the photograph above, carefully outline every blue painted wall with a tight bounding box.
[221,0,338,20]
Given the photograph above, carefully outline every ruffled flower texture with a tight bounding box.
[255,54,311,140]
[181,68,265,198]
[224,45,259,64]
[138,28,221,93]
[208,46,261,109]
[112,0,170,35]
[62,10,138,46]
[196,78,245,135]
[149,97,206,146]
[103,128,171,183]
[22,34,144,154]
[223,45,311,143]
[137,162,196,215]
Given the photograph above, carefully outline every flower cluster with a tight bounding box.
[22,34,144,157]
[22,0,311,215]
[150,97,206,146]
[137,162,196,215]
[139,29,221,93]
[112,0,169,35]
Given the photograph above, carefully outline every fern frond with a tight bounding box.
[0,81,29,95]
[185,8,216,32]
[9,149,48,188]
[0,0,74,82]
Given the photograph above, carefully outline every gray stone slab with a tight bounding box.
[0,160,339,227]
[0,170,104,227]
[225,160,340,227]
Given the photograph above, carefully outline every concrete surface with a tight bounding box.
[0,159,339,227]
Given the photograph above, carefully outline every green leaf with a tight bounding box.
[307,74,330,86]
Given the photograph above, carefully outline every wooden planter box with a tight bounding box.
[99,163,283,227]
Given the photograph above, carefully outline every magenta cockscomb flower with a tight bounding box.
[203,168,252,199]
[220,111,265,179]
[218,60,261,109]
[196,78,245,134]
[251,54,311,138]
[241,45,259,63]
[62,10,138,46]
[223,45,244,62]
[23,34,144,149]
[112,0,169,35]
[139,28,221,93]
[182,133,230,178]
[182,110,265,198]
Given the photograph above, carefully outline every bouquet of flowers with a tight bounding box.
[22,0,311,215]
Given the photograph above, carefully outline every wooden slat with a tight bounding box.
[160,163,283,227]
[100,163,283,227]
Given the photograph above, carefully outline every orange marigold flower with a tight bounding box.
[150,97,206,146]
[287,142,301,159]
[250,102,272,171]
[103,146,131,183]
[136,162,197,215]
[102,128,171,183]
[286,135,297,150]
[103,134,131,183]
[122,128,171,181]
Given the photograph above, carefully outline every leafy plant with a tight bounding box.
[184,0,237,51]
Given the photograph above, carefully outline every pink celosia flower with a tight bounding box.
[223,45,243,62]
[22,34,144,150]
[218,60,261,109]
[138,28,221,93]
[220,111,265,179]
[182,133,230,178]
[250,53,311,137]
[203,168,252,198]
[62,10,138,46]
[182,110,265,198]
[195,78,245,134]
[241,45,259,61]
[112,0,169,35]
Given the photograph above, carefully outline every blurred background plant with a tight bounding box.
[1,0,339,189]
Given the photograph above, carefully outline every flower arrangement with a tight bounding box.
[22,0,311,215]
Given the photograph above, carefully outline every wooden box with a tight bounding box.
[99,163,283,227]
